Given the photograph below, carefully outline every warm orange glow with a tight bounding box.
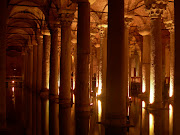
[98,100,102,122]
[169,79,173,97]
[149,113,154,135]
[97,81,102,95]
[142,101,145,128]
[12,87,15,92]
[127,106,130,116]
[169,104,173,135]
[142,66,146,93]
[12,80,15,83]
[150,73,155,104]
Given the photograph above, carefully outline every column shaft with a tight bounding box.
[60,22,72,103]
[142,35,151,98]
[0,0,7,127]
[76,1,90,111]
[33,45,38,92]
[42,35,51,90]
[174,1,180,133]
[169,30,175,97]
[106,0,126,131]
[29,47,34,90]
[49,28,59,96]
[150,18,162,105]
[37,37,43,93]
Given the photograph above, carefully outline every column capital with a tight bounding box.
[144,0,168,18]
[59,11,74,27]
[98,24,107,38]
[124,15,133,28]
[164,20,174,32]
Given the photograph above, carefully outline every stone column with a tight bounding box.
[49,26,59,97]
[59,12,74,104]
[29,46,34,90]
[145,0,167,106]
[125,16,132,98]
[174,1,180,134]
[49,25,59,135]
[75,0,90,111]
[0,0,7,127]
[42,31,51,91]
[36,35,43,93]
[139,30,151,101]
[33,44,38,92]
[165,21,174,98]
[105,0,126,133]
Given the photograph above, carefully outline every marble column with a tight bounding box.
[105,0,126,133]
[0,0,7,127]
[75,0,90,111]
[36,35,43,93]
[33,44,38,92]
[42,32,51,91]
[139,30,151,101]
[165,21,174,98]
[59,12,74,104]
[49,26,59,97]
[174,0,180,134]
[145,1,167,106]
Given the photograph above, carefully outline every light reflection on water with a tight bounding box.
[149,113,154,135]
[169,104,173,135]
[7,86,175,135]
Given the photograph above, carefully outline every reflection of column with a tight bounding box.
[42,33,51,90]
[49,100,59,135]
[141,101,149,135]
[36,95,41,135]
[165,21,174,98]
[32,93,36,135]
[0,0,7,127]
[59,106,71,135]
[41,98,49,135]
[33,45,38,92]
[49,26,59,96]
[139,30,150,101]
[145,1,167,106]
[105,0,126,133]
[59,12,74,103]
[76,0,90,111]
[36,35,43,93]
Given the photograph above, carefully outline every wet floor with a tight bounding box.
[4,86,173,135]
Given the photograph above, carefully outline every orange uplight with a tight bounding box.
[12,81,15,83]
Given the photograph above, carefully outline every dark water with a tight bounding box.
[5,86,173,135]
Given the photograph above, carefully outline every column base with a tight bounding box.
[59,99,72,108]
[40,90,49,99]
[168,95,174,104]
[49,94,59,103]
[138,92,149,102]
[75,104,90,112]
[145,101,165,111]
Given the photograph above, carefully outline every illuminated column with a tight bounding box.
[105,0,126,133]
[0,0,7,127]
[145,0,167,106]
[165,46,170,79]
[42,32,51,91]
[49,26,59,97]
[36,35,43,93]
[75,0,90,111]
[33,44,38,92]
[139,30,151,101]
[59,12,74,104]
[95,45,100,88]
[165,21,174,98]
[125,16,132,98]
[97,25,107,95]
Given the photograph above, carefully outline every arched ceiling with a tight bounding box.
[6,0,174,56]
